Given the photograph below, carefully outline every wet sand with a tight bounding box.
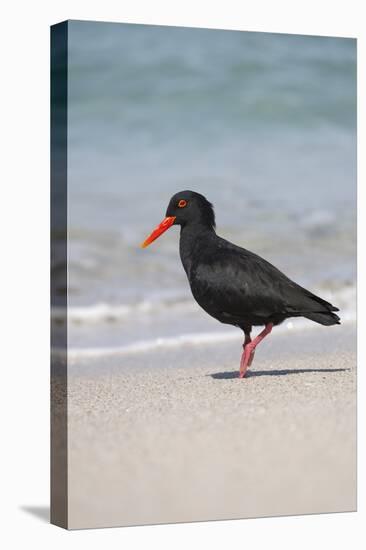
[66,322,356,529]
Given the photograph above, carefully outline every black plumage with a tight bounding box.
[142,190,340,378]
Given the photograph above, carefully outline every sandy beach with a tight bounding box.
[65,321,356,529]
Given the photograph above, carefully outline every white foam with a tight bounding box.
[52,299,196,324]
[52,283,356,325]
[53,331,239,361]
[52,314,356,361]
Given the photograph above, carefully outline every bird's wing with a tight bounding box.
[189,243,337,319]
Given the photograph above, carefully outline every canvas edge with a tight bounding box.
[50,20,68,530]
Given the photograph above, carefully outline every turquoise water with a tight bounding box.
[64,21,356,350]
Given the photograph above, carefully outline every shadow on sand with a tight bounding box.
[210,368,348,380]
[20,506,50,523]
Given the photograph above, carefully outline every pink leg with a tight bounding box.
[239,346,252,378]
[239,333,251,375]
[239,323,273,379]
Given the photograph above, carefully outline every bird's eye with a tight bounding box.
[178,199,187,208]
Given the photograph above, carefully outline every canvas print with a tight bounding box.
[51,20,357,529]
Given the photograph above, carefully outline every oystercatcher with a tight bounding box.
[141,191,340,378]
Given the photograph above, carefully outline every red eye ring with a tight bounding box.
[178,199,187,208]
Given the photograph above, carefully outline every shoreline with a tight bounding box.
[66,319,356,372]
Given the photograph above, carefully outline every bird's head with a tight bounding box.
[141,190,215,248]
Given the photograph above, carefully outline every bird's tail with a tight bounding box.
[303,311,341,326]
[295,285,341,326]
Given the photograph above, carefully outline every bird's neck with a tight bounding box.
[179,222,216,277]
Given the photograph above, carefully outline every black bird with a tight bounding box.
[141,191,340,378]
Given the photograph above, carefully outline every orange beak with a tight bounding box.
[141,216,176,248]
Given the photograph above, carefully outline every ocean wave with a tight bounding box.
[53,313,356,361]
[52,298,197,324]
[52,283,356,325]
[54,330,240,360]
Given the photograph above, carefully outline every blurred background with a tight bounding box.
[63,21,356,352]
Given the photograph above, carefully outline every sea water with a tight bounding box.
[58,21,356,354]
